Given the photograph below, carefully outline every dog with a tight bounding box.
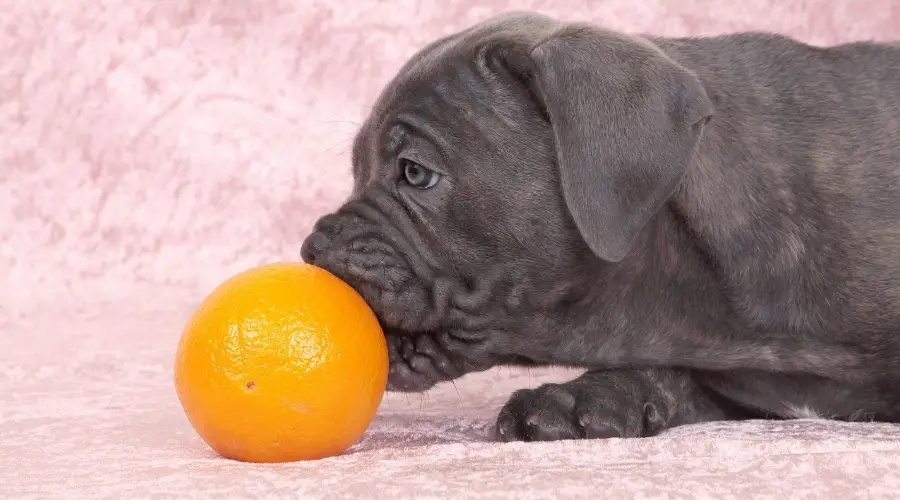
[300,11,900,442]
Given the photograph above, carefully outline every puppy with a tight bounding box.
[301,11,900,441]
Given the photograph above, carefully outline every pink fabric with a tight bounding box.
[4,1,900,498]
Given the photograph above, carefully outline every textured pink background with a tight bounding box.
[4,0,900,322]
[4,1,900,498]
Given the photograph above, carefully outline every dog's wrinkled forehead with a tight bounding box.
[349,12,562,182]
[374,11,559,109]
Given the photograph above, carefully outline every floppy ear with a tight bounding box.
[508,26,714,262]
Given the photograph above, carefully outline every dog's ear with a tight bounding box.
[500,24,714,262]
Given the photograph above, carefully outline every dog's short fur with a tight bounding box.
[301,11,900,441]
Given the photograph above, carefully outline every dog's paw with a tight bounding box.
[494,381,664,442]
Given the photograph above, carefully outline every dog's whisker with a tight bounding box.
[316,119,361,127]
[450,380,462,405]
[321,109,363,125]
[321,138,353,155]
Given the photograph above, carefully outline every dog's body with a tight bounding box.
[302,12,900,441]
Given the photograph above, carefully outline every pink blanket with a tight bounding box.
[4,1,900,498]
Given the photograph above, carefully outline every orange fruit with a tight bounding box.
[174,262,388,463]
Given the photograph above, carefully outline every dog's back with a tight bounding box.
[637,33,900,418]
[648,34,900,340]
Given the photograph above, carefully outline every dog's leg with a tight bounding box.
[495,368,750,442]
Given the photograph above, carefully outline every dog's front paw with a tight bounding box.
[494,375,666,442]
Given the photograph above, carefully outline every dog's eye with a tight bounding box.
[401,160,440,189]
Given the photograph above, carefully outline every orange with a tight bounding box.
[174,262,388,463]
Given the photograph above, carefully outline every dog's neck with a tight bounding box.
[519,205,729,368]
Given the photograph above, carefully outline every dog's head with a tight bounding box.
[301,12,714,391]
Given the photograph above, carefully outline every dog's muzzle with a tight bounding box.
[301,203,482,392]
[300,206,420,318]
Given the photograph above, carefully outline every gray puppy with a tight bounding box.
[301,11,900,441]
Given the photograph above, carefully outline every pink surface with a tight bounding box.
[3,1,900,498]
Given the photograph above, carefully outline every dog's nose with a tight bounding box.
[300,232,330,264]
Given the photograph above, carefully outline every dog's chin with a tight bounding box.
[382,327,493,393]
[384,330,460,392]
